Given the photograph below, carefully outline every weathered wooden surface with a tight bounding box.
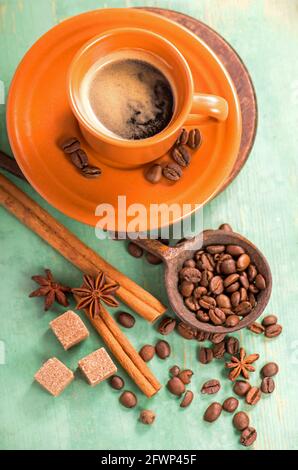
[0,0,297,450]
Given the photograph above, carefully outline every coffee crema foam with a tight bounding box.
[83,55,174,140]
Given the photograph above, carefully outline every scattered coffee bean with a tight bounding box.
[128,242,143,258]
[81,165,102,178]
[262,314,278,327]
[61,137,80,153]
[139,344,155,362]
[198,347,214,364]
[156,340,171,359]
[167,377,185,396]
[247,322,265,334]
[110,375,124,390]
[163,162,183,181]
[203,402,222,422]
[158,317,176,335]
[226,336,240,355]
[213,341,226,359]
[225,314,240,328]
[261,377,275,393]
[177,322,197,340]
[140,409,156,425]
[172,145,191,167]
[222,397,239,412]
[187,128,202,149]
[246,386,262,405]
[201,379,221,395]
[117,311,136,328]
[145,164,162,184]
[146,252,162,265]
[261,362,279,377]
[210,333,226,344]
[218,223,233,232]
[119,391,137,408]
[70,149,88,169]
[233,411,250,431]
[233,380,251,397]
[265,324,282,338]
[169,365,180,377]
[180,390,194,408]
[178,369,193,384]
[240,427,257,447]
[197,330,211,342]
[177,128,188,145]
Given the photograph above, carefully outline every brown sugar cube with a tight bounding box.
[78,347,117,386]
[50,310,89,350]
[34,357,74,396]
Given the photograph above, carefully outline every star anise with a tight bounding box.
[72,271,119,318]
[225,347,259,381]
[29,269,71,311]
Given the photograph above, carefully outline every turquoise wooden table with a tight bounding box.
[0,0,298,451]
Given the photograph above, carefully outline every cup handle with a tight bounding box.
[184,93,229,125]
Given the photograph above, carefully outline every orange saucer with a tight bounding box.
[7,9,241,231]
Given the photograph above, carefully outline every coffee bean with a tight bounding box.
[199,295,216,310]
[145,163,162,183]
[61,137,80,153]
[185,296,200,311]
[179,267,201,283]
[206,245,225,254]
[249,283,259,294]
[198,253,215,272]
[254,273,266,290]
[178,369,193,384]
[224,273,240,288]
[81,165,102,178]
[233,380,251,397]
[139,344,155,362]
[119,391,137,408]
[180,281,194,297]
[203,402,222,422]
[208,308,225,325]
[261,377,275,393]
[225,282,240,294]
[261,362,279,377]
[167,377,185,396]
[198,347,213,364]
[225,315,240,328]
[234,301,252,316]
[247,322,265,334]
[187,128,202,149]
[216,294,231,309]
[201,379,221,395]
[237,254,251,271]
[110,375,124,390]
[197,310,210,322]
[209,276,224,295]
[140,409,156,425]
[180,390,194,408]
[240,427,257,447]
[262,314,278,327]
[172,145,191,167]
[247,264,257,282]
[233,411,250,431]
[177,128,188,145]
[222,397,239,412]
[193,286,207,298]
[246,386,261,405]
[226,245,245,257]
[200,270,213,287]
[213,341,226,359]
[226,336,240,355]
[155,340,171,359]
[169,365,180,377]
[248,292,257,308]
[183,258,196,268]
[210,333,226,344]
[158,317,176,335]
[239,287,248,302]
[218,223,233,232]
[239,272,249,289]
[146,252,162,265]
[220,259,236,274]
[222,308,234,316]
[127,242,143,258]
[231,291,241,308]
[197,330,211,342]
[70,149,88,169]
[265,324,282,338]
[177,322,197,340]
[163,162,183,181]
[117,311,136,328]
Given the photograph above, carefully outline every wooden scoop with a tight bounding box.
[135,230,272,334]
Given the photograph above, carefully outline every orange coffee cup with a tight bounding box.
[68,27,228,169]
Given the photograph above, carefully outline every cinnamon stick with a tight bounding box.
[0,174,166,322]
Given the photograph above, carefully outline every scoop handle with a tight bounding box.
[133,239,178,263]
